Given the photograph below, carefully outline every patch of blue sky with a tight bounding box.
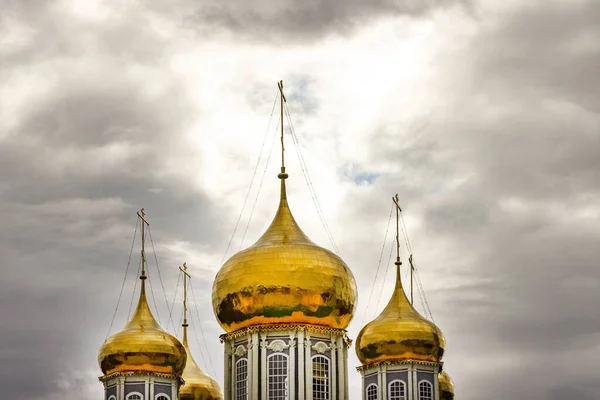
[353,172,380,185]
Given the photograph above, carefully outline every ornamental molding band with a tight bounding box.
[234,345,248,357]
[219,323,352,345]
[98,371,185,383]
[355,358,443,371]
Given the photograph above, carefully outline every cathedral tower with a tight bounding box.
[355,197,449,400]
[98,210,187,400]
[211,81,358,400]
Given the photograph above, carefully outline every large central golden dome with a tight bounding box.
[356,261,445,365]
[212,173,357,333]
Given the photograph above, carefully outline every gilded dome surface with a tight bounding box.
[356,262,445,365]
[180,332,223,400]
[212,177,358,333]
[99,281,187,376]
[439,371,455,400]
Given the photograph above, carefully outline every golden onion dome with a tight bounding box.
[212,172,358,333]
[179,330,223,400]
[439,371,455,400]
[98,280,187,376]
[356,261,445,365]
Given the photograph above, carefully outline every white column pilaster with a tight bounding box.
[381,364,387,400]
[230,340,236,400]
[298,330,305,399]
[118,377,124,400]
[330,339,337,400]
[224,340,231,400]
[261,333,267,400]
[412,364,418,400]
[343,344,349,400]
[361,370,366,400]
[252,333,259,400]
[171,380,177,400]
[305,335,312,400]
[336,336,344,400]
[149,377,154,400]
[247,336,253,398]
[289,331,296,400]
[434,366,440,400]
[377,365,383,399]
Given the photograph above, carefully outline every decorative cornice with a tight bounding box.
[355,359,443,371]
[98,371,184,384]
[219,324,352,346]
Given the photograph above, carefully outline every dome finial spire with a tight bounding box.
[277,80,289,199]
[136,208,150,297]
[392,193,403,281]
[179,262,191,347]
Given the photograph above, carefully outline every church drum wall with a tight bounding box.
[124,382,145,398]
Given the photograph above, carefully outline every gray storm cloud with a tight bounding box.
[1,0,598,399]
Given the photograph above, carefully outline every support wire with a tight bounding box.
[239,118,279,249]
[374,236,396,317]
[127,258,143,319]
[284,102,339,253]
[220,91,279,265]
[147,226,176,330]
[106,217,139,339]
[360,204,394,327]
[189,279,217,377]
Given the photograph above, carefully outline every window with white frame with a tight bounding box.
[389,380,406,400]
[366,383,378,400]
[126,393,142,400]
[155,395,170,400]
[236,358,248,400]
[108,396,116,400]
[419,381,433,400]
[268,353,289,399]
[312,355,330,399]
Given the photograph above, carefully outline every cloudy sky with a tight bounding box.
[1,0,599,399]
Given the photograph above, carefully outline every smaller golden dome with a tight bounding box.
[180,330,223,400]
[356,262,445,365]
[439,371,455,400]
[99,280,187,376]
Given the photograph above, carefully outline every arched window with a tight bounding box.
[267,353,289,399]
[108,396,116,400]
[389,380,406,400]
[126,393,143,400]
[235,358,248,400]
[366,383,378,400]
[419,381,433,400]
[155,395,170,400]
[312,355,330,399]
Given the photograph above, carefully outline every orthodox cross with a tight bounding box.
[392,194,413,304]
[179,262,191,329]
[277,80,287,173]
[136,208,150,279]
